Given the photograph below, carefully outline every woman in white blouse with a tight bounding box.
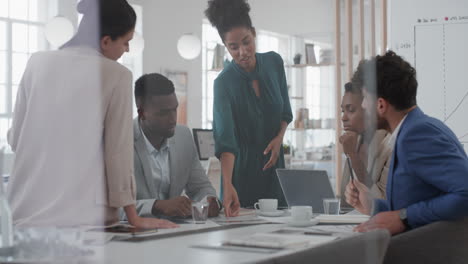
[6,0,177,229]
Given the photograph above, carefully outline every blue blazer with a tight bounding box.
[374,107,468,229]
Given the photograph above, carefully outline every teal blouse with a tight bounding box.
[213,51,293,207]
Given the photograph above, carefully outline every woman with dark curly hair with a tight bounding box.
[205,0,292,216]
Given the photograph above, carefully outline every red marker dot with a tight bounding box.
[445,17,449,21]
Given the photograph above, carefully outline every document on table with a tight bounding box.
[306,225,357,234]
[257,216,291,224]
[316,214,369,224]
[192,243,279,254]
[224,233,332,249]
[193,232,337,253]
[211,215,267,224]
[154,220,221,235]
[212,209,267,225]
[83,223,160,244]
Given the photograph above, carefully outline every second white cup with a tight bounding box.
[291,206,313,223]
[254,199,278,212]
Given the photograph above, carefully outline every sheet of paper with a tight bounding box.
[154,220,221,235]
[191,243,279,254]
[211,214,267,225]
[306,225,357,234]
[212,209,269,224]
[223,233,336,249]
[257,216,291,224]
[316,214,370,224]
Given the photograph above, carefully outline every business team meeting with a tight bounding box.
[0,0,467,263]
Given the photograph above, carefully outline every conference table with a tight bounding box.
[89,211,369,264]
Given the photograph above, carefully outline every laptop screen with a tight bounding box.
[276,169,335,214]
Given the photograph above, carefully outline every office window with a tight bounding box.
[0,0,55,151]
[256,31,290,62]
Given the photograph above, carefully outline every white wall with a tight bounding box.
[250,0,334,43]
[139,0,205,129]
[139,0,335,129]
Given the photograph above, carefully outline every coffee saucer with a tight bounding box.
[257,210,285,217]
[287,218,319,227]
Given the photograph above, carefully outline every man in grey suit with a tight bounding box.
[133,73,220,218]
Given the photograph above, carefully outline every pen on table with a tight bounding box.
[345,154,359,194]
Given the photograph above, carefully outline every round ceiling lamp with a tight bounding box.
[177,34,201,60]
[44,16,74,47]
[128,31,145,57]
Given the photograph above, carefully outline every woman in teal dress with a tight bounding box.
[205,0,293,216]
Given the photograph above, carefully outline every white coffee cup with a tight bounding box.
[291,206,313,223]
[254,199,278,212]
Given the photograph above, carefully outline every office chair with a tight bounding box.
[384,218,468,264]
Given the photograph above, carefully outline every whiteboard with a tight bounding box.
[388,0,468,152]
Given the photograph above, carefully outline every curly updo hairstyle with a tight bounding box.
[205,0,253,41]
[352,50,418,111]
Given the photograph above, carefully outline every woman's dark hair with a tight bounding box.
[344,82,362,96]
[205,0,253,41]
[352,50,418,111]
[62,0,136,49]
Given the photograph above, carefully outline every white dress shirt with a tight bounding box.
[140,125,171,200]
[388,114,408,149]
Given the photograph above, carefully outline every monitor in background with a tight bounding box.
[0,147,3,177]
[0,147,5,193]
[192,129,215,160]
[276,169,335,214]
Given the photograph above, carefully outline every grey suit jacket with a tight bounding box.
[133,118,217,217]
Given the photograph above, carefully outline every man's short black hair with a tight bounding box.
[351,50,418,111]
[134,73,175,107]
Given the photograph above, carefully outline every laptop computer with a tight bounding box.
[276,169,335,214]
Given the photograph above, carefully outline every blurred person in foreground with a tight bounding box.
[7,0,177,229]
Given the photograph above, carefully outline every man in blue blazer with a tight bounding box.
[345,51,468,235]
